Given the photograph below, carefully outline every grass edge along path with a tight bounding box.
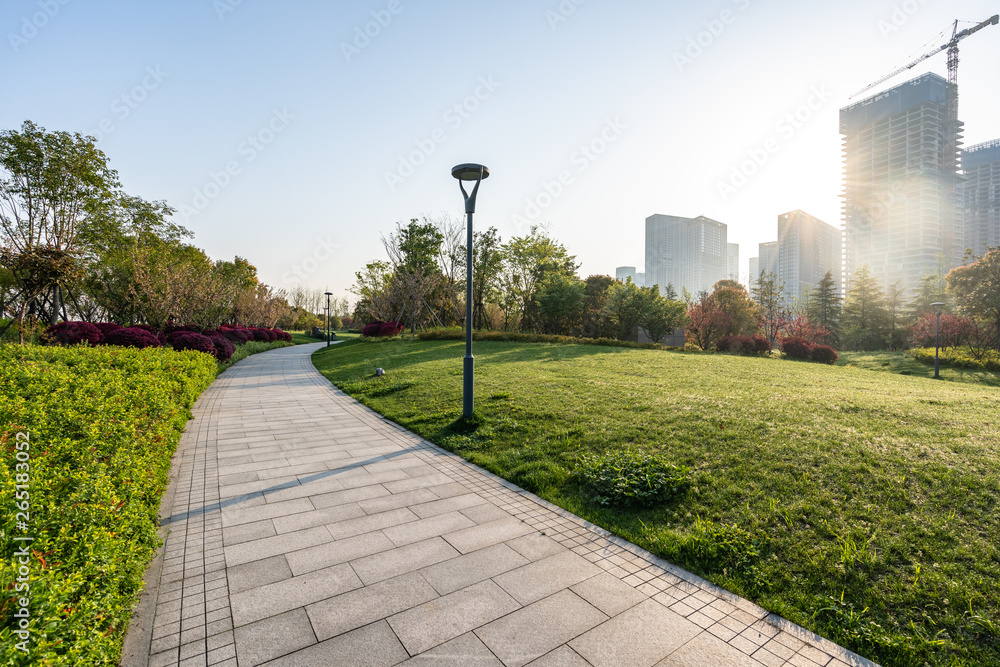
[313,338,1000,667]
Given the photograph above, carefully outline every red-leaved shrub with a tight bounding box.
[751,335,772,355]
[170,332,216,356]
[103,327,161,349]
[219,327,251,344]
[780,337,813,361]
[362,321,383,337]
[379,322,403,337]
[44,321,103,346]
[204,332,236,362]
[93,322,122,337]
[811,345,839,365]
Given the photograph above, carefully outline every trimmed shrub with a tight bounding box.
[249,328,270,342]
[203,332,236,362]
[43,321,103,346]
[219,327,251,344]
[170,332,217,356]
[273,328,292,342]
[379,322,403,337]
[751,335,772,355]
[93,322,122,337]
[362,321,383,337]
[811,345,839,365]
[715,335,755,355]
[781,337,813,361]
[103,326,161,349]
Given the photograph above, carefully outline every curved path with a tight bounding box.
[122,342,875,667]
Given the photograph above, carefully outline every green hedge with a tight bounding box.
[0,345,217,665]
[910,346,1000,372]
[416,328,673,350]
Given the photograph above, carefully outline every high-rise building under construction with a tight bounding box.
[962,139,1000,256]
[840,72,963,296]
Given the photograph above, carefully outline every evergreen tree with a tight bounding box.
[841,265,889,350]
[806,271,842,343]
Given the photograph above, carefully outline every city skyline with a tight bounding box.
[3,1,999,301]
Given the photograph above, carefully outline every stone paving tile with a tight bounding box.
[570,599,701,667]
[476,589,608,667]
[526,645,592,666]
[388,579,521,655]
[284,529,394,576]
[262,620,408,667]
[419,542,530,596]
[126,343,878,667]
[443,516,536,554]
[350,536,461,585]
[494,550,602,605]
[571,571,648,617]
[655,632,765,666]
[397,631,503,666]
[232,608,315,666]
[229,562,361,626]
[306,571,439,641]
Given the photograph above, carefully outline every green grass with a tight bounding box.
[288,330,360,345]
[313,338,1000,667]
[838,350,1000,387]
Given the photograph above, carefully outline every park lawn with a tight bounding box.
[313,338,1000,667]
[839,350,1000,387]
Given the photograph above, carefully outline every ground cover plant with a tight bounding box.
[0,345,217,665]
[313,338,1000,667]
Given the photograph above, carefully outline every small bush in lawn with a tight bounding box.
[575,448,691,508]
[811,345,839,365]
[170,332,216,356]
[274,328,292,342]
[103,326,161,349]
[362,321,383,337]
[379,322,403,337]
[781,337,813,361]
[43,321,103,346]
[715,335,756,355]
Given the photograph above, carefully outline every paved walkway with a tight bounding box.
[123,342,875,667]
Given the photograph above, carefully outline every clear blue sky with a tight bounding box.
[3,0,999,301]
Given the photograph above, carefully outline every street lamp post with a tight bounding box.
[325,291,333,347]
[452,163,490,419]
[931,302,945,378]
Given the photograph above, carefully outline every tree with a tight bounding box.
[685,291,733,350]
[499,227,577,332]
[534,272,584,335]
[639,289,687,344]
[751,271,786,346]
[711,279,759,337]
[581,275,615,338]
[603,278,646,341]
[0,121,120,331]
[469,226,504,330]
[907,271,950,321]
[381,219,448,332]
[841,265,889,350]
[806,271,841,341]
[946,247,1000,352]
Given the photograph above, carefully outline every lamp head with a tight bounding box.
[325,292,333,296]
[451,163,489,181]
[931,302,945,313]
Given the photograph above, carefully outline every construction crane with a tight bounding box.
[850,14,999,99]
